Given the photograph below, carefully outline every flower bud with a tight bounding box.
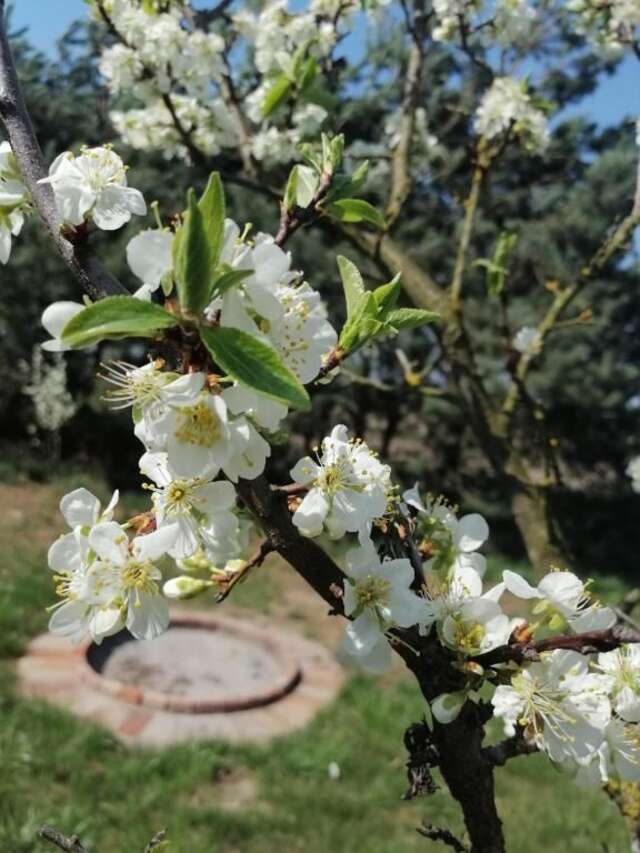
[163,576,213,600]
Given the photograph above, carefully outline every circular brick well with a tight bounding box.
[18,609,345,747]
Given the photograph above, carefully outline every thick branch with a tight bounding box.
[0,2,126,299]
[236,474,346,614]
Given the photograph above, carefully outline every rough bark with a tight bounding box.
[511,485,569,574]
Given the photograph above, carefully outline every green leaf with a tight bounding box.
[337,255,365,318]
[211,267,253,297]
[175,189,212,315]
[261,74,293,118]
[295,56,317,91]
[61,296,178,348]
[339,292,377,351]
[198,172,225,270]
[386,308,440,331]
[200,326,310,411]
[301,84,338,111]
[328,198,385,229]
[283,165,320,211]
[373,273,402,315]
[480,232,518,296]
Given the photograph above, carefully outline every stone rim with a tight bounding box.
[81,612,302,714]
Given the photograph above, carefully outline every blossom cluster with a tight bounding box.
[42,153,340,644]
[92,0,354,165]
[474,77,549,153]
[567,0,640,54]
[431,0,536,46]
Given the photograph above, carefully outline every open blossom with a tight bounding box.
[133,379,270,484]
[441,597,513,656]
[140,451,240,561]
[404,486,489,578]
[492,650,610,763]
[596,646,640,723]
[0,141,30,264]
[474,77,549,153]
[339,541,427,673]
[503,569,616,633]
[46,487,183,644]
[290,425,391,539]
[47,487,119,572]
[126,229,174,299]
[41,146,146,230]
[574,720,640,785]
[138,390,232,480]
[101,362,204,423]
[210,221,336,430]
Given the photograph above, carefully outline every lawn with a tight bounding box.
[0,473,633,852]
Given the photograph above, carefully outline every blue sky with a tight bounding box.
[10,0,639,130]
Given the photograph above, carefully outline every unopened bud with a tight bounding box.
[163,576,213,600]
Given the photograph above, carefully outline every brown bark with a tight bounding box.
[511,485,569,574]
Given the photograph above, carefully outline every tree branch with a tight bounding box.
[500,158,640,424]
[483,733,538,767]
[38,826,88,853]
[215,539,274,602]
[477,623,640,668]
[417,822,469,852]
[386,0,426,228]
[0,0,127,300]
[449,138,490,313]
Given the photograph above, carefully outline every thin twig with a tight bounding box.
[477,623,640,667]
[500,157,640,424]
[417,822,469,852]
[144,829,168,852]
[38,826,88,853]
[215,539,274,602]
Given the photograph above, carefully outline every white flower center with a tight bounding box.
[174,401,222,448]
[354,575,391,610]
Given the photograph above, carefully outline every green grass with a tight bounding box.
[0,475,634,852]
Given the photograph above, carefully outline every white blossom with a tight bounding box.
[492,649,610,763]
[0,141,30,264]
[290,425,392,539]
[512,325,542,355]
[339,540,427,672]
[41,146,146,230]
[126,229,174,298]
[503,569,616,633]
[596,645,640,723]
[139,450,239,561]
[441,597,513,655]
[474,77,549,153]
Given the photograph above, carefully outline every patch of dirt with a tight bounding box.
[0,482,62,545]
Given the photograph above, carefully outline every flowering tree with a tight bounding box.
[2,1,640,851]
